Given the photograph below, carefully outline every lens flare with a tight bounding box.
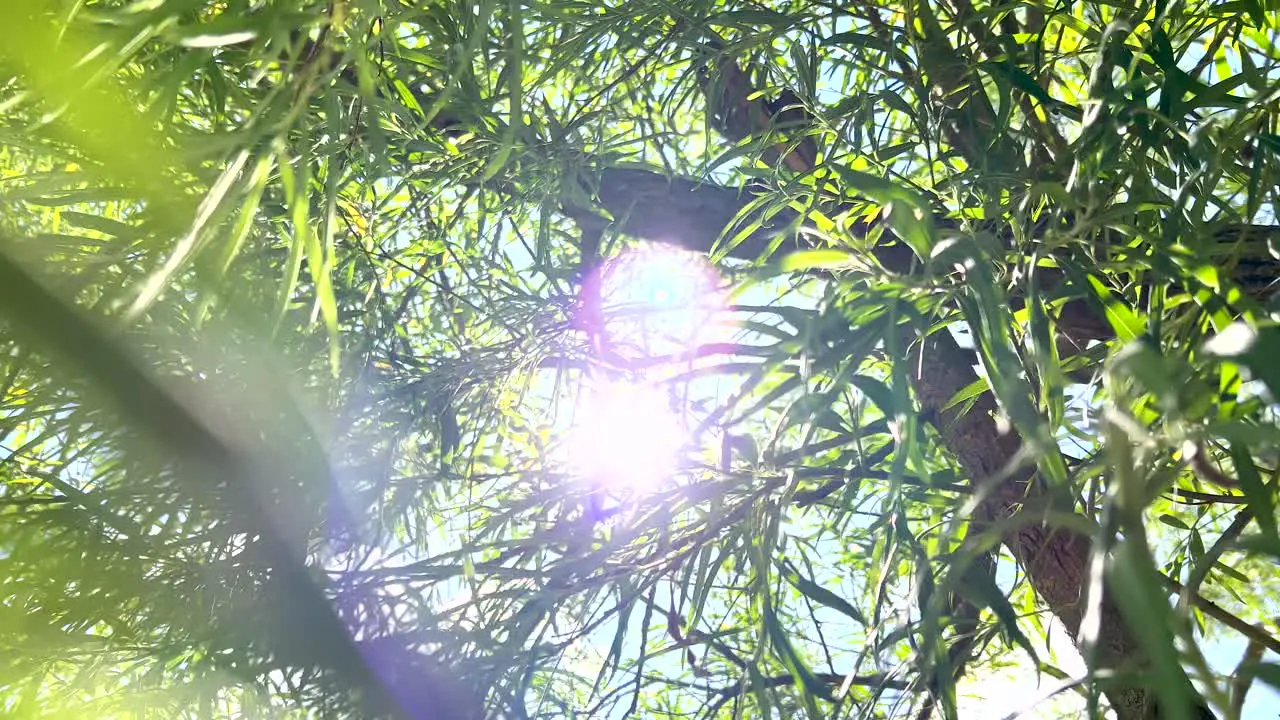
[567,243,730,489]
[590,244,727,357]
[569,380,684,489]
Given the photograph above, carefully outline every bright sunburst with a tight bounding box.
[592,243,726,358]
[568,379,685,490]
[567,244,727,489]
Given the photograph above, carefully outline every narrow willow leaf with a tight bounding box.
[129,149,250,319]
[214,152,274,278]
[780,249,852,271]
[178,31,257,48]
[1107,539,1201,720]
[1230,442,1277,540]
[763,609,824,718]
[829,163,936,258]
[1204,322,1280,400]
[777,558,865,625]
[941,376,990,411]
[60,211,140,238]
[954,560,1039,664]
[274,152,309,332]
[1086,275,1145,342]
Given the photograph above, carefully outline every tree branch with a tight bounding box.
[1163,574,1280,656]
[329,29,1274,719]
[669,25,1203,720]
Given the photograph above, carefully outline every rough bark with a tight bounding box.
[911,330,1154,716]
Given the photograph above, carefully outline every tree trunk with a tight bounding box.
[622,39,1207,715]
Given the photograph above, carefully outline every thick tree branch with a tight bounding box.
[687,38,1015,718]
[344,35,1278,353]
[571,167,1280,347]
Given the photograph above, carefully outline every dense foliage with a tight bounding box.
[2,1,1280,719]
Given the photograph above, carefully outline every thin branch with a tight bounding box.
[0,247,478,720]
[1182,507,1255,606]
[1165,487,1249,505]
[1186,442,1240,489]
[1163,574,1280,656]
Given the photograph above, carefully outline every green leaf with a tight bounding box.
[941,376,990,411]
[60,212,141,238]
[1107,539,1202,720]
[848,375,896,417]
[1253,663,1280,692]
[274,152,310,332]
[1231,442,1277,540]
[980,60,1083,120]
[128,149,250,318]
[1237,533,1280,558]
[780,249,852,271]
[764,608,824,718]
[953,561,1039,664]
[778,559,865,625]
[828,163,936,258]
[1086,275,1145,343]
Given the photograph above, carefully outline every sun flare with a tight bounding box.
[592,243,727,357]
[569,379,685,489]
[567,244,730,489]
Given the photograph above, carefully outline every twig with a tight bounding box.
[1166,487,1248,505]
[1181,507,1254,603]
[1186,442,1240,489]
[1163,574,1280,655]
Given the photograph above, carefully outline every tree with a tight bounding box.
[2,0,1280,718]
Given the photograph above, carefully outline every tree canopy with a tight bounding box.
[2,1,1280,719]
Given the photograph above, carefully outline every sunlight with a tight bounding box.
[591,243,727,357]
[569,379,685,489]
[566,244,728,488]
